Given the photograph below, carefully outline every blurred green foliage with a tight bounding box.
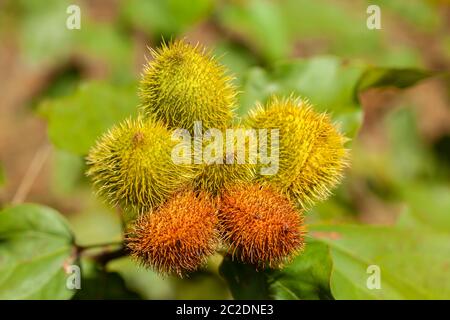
[73,258,141,300]
[39,82,139,155]
[120,0,213,38]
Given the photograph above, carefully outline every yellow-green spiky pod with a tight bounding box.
[139,40,237,132]
[245,96,349,208]
[191,128,256,195]
[86,117,195,215]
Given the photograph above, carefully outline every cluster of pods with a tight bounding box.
[86,40,348,276]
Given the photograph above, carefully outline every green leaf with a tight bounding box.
[172,270,231,300]
[39,81,139,155]
[269,239,333,300]
[238,57,433,139]
[280,0,383,61]
[73,259,141,300]
[238,57,365,137]
[399,183,450,234]
[371,0,441,33]
[272,58,364,110]
[165,0,213,31]
[218,0,290,63]
[51,150,85,195]
[219,239,333,300]
[108,257,173,299]
[16,0,74,66]
[68,200,123,247]
[355,67,431,99]
[121,0,212,37]
[237,67,276,118]
[75,22,134,83]
[219,255,271,300]
[0,204,76,300]
[214,41,258,84]
[311,224,450,299]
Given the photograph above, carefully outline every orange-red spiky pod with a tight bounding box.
[126,190,219,276]
[219,183,306,268]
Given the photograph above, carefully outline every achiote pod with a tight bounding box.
[86,117,195,214]
[219,183,305,268]
[126,190,219,276]
[139,40,237,132]
[246,97,349,208]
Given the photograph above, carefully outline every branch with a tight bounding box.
[92,246,128,266]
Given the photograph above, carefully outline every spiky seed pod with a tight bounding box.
[192,128,256,195]
[193,161,255,195]
[139,40,236,132]
[219,183,305,268]
[86,117,195,214]
[126,190,219,276]
[246,96,349,208]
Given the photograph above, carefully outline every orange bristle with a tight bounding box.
[126,190,219,276]
[219,183,306,269]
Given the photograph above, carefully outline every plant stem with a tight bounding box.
[91,246,128,266]
[77,241,123,253]
[75,240,127,266]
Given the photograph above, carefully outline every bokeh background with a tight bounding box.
[0,0,449,299]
